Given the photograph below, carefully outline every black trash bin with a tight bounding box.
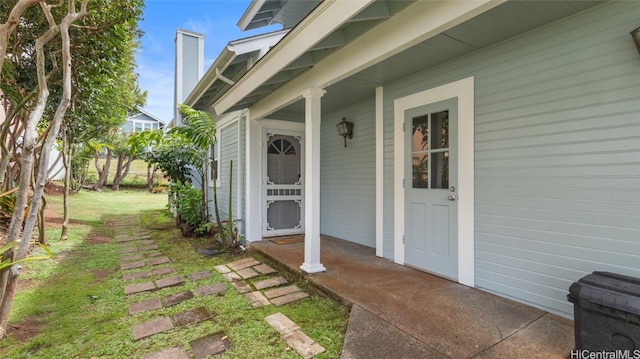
[568,271,640,351]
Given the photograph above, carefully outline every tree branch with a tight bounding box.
[0,0,44,77]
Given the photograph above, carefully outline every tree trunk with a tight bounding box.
[37,194,46,245]
[93,148,111,191]
[112,154,134,191]
[61,128,71,240]
[147,165,156,193]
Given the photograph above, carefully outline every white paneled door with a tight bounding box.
[405,98,458,280]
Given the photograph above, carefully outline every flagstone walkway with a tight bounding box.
[113,217,324,358]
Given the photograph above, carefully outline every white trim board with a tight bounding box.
[375,86,384,257]
[393,76,475,288]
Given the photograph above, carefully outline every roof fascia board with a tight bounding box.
[183,48,235,107]
[184,30,289,107]
[137,109,165,124]
[228,30,288,54]
[215,0,375,115]
[247,0,506,120]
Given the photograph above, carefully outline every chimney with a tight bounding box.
[174,29,204,126]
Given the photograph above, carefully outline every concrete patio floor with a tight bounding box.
[249,235,575,359]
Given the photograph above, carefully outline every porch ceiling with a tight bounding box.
[232,0,604,121]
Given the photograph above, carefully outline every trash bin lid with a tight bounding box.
[569,271,640,315]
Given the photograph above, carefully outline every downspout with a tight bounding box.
[216,68,235,86]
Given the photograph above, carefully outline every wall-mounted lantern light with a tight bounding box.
[631,27,640,55]
[336,117,354,148]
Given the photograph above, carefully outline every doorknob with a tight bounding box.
[448,195,456,201]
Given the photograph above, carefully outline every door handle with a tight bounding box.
[448,195,456,201]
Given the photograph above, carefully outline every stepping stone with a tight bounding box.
[155,275,184,289]
[222,272,241,282]
[141,347,189,359]
[137,239,155,245]
[254,276,288,290]
[139,244,158,251]
[146,250,163,257]
[123,271,149,281]
[231,281,252,294]
[147,256,171,266]
[164,291,194,307]
[214,264,231,274]
[129,298,162,315]
[190,332,232,359]
[134,235,152,240]
[253,264,277,275]
[151,267,175,276]
[132,316,174,341]
[264,285,302,299]
[282,330,325,359]
[227,258,260,271]
[121,261,145,270]
[271,292,309,306]
[187,270,213,281]
[236,267,259,279]
[124,281,155,295]
[244,291,270,308]
[173,306,211,326]
[121,254,143,262]
[119,247,138,254]
[116,237,135,243]
[265,313,301,336]
[196,283,226,297]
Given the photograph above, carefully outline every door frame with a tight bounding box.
[393,76,475,287]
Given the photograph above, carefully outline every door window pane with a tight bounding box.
[431,151,449,189]
[412,153,428,188]
[412,115,428,151]
[410,109,450,189]
[431,110,448,150]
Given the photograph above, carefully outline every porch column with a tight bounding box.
[300,88,327,274]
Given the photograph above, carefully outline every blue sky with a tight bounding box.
[136,0,279,123]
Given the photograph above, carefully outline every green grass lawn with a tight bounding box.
[0,189,348,358]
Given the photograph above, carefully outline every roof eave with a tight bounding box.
[214,0,376,116]
[237,0,267,31]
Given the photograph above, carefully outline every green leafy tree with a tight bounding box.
[0,0,144,338]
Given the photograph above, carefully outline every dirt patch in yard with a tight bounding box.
[85,234,111,245]
[6,315,44,342]
[92,269,115,282]
[16,278,35,291]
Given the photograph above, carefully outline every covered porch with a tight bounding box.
[249,235,574,358]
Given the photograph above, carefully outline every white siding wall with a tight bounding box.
[320,98,376,247]
[382,1,640,316]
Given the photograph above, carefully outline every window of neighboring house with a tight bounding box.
[209,141,219,187]
[132,121,155,132]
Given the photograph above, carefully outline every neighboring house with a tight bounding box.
[180,0,640,318]
[121,110,165,133]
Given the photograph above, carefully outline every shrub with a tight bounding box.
[169,181,203,233]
